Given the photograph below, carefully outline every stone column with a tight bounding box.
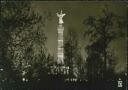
[57,24,64,64]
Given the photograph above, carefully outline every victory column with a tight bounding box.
[56,10,66,64]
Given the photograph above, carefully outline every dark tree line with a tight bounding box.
[0,1,53,89]
[83,7,126,81]
[64,28,86,79]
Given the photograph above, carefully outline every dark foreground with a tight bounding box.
[0,75,126,90]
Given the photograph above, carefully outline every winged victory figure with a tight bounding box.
[56,10,66,24]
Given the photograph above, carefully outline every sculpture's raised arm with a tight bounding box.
[62,13,66,17]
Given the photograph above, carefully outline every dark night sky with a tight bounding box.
[32,1,127,73]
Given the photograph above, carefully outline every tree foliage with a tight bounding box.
[0,1,52,87]
[64,28,85,79]
[83,7,126,80]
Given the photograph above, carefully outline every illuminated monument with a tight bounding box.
[56,10,66,64]
[48,10,69,76]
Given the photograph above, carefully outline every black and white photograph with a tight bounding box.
[0,0,127,90]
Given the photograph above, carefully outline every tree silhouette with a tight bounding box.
[0,1,52,88]
[64,28,84,79]
[83,6,126,80]
[85,40,104,81]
